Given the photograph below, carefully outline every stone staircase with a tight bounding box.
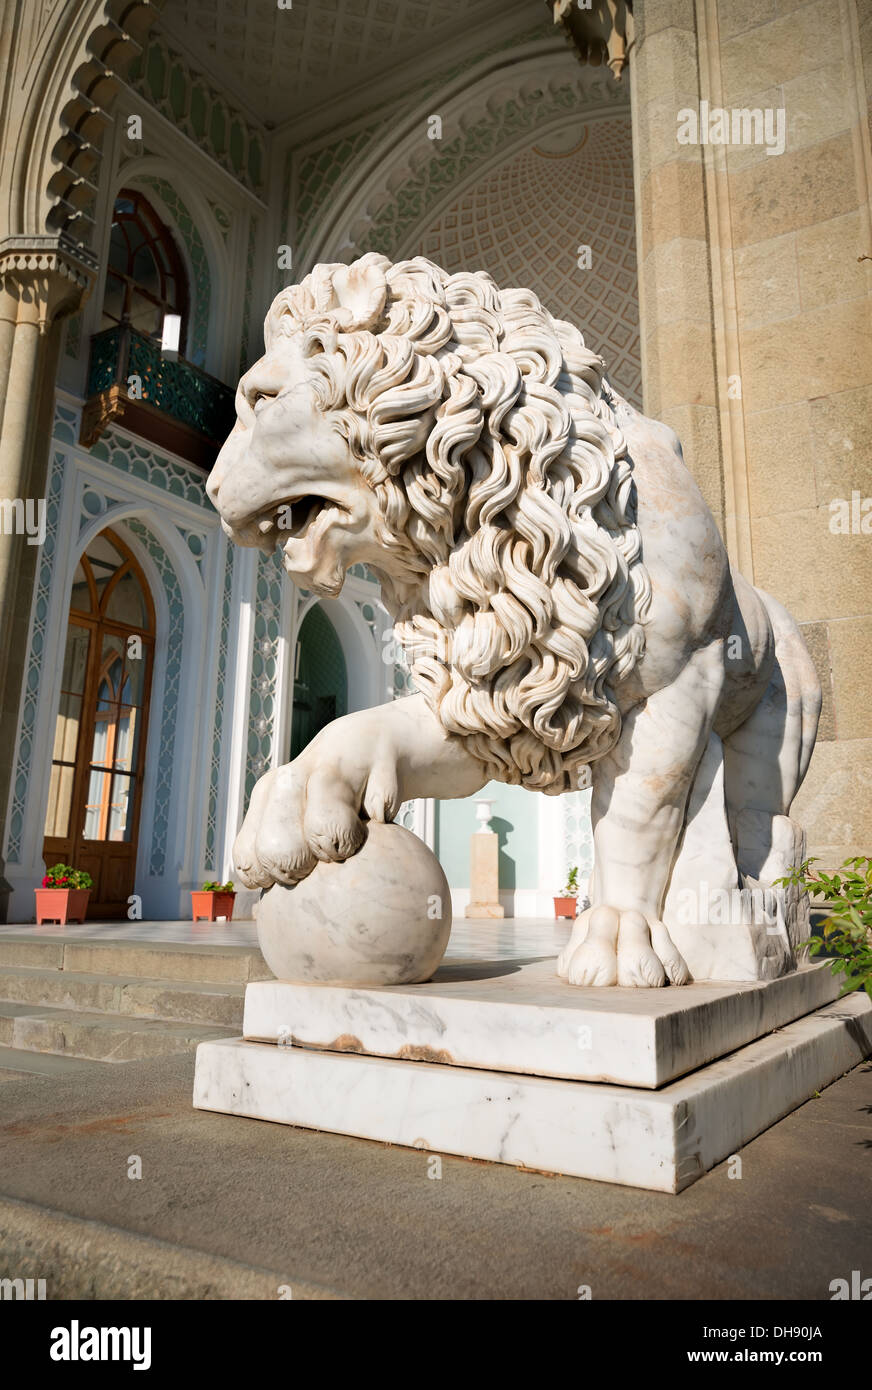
[0,935,270,1075]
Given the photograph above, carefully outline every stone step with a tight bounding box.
[0,1045,105,1080]
[0,1000,235,1062]
[0,964,244,1028]
[0,1196,346,1300]
[0,935,269,985]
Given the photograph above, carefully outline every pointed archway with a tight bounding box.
[289,603,348,761]
[43,525,156,917]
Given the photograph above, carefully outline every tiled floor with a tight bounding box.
[443,918,571,960]
[0,916,571,959]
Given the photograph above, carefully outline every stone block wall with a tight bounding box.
[632,0,872,865]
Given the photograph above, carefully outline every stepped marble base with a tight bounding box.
[194,993,872,1192]
[240,958,841,1088]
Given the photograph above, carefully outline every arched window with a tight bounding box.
[101,189,189,348]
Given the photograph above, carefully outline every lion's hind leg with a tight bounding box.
[558,641,726,988]
[722,589,821,884]
[722,591,821,953]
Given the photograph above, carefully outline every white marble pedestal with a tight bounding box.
[465,830,503,919]
[193,952,872,1193]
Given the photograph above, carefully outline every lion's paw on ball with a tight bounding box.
[254,821,452,986]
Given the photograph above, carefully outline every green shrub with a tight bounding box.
[775,856,872,1000]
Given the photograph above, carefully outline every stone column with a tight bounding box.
[0,281,17,415]
[629,1,734,548]
[630,0,872,868]
[0,237,94,917]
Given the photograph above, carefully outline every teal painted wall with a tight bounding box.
[435,781,539,890]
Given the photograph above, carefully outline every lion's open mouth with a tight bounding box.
[253,494,349,549]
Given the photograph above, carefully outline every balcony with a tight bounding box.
[80,324,237,469]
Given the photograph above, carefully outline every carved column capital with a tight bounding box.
[0,236,97,331]
[550,0,635,81]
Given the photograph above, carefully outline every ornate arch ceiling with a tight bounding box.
[158,0,533,129]
[415,114,641,408]
[299,52,628,268]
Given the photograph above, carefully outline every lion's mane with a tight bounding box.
[264,253,651,794]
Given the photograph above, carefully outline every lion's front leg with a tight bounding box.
[234,694,488,890]
[558,645,725,988]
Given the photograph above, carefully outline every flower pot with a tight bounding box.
[34,887,91,925]
[191,890,235,922]
[553,895,577,920]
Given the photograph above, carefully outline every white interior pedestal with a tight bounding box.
[193,949,872,1193]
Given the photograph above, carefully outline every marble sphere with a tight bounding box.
[255,821,452,986]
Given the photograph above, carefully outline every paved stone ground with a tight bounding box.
[0,1048,868,1300]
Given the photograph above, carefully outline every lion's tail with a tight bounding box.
[756,587,822,796]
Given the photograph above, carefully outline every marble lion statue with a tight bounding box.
[207,253,820,989]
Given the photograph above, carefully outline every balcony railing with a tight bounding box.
[81,323,237,467]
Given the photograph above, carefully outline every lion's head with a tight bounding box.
[208,252,651,794]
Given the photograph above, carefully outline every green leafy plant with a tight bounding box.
[562,866,579,897]
[202,880,234,893]
[775,856,872,1000]
[42,864,93,890]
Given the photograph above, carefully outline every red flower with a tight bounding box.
[41,876,50,887]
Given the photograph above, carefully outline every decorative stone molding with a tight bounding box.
[0,236,97,327]
[0,236,96,289]
[238,214,259,377]
[125,516,185,878]
[176,526,209,580]
[43,0,162,248]
[204,543,235,870]
[4,452,65,864]
[125,32,266,196]
[245,550,285,801]
[208,201,232,242]
[87,421,216,510]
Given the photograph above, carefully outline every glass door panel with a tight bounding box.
[61,622,90,692]
[52,692,84,762]
[108,773,134,842]
[90,633,125,772]
[114,706,139,774]
[44,764,75,838]
[83,767,112,841]
[44,623,91,839]
[115,650,148,773]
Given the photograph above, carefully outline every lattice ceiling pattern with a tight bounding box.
[161,0,517,126]
[416,116,641,407]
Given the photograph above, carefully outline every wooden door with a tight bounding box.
[43,528,155,918]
